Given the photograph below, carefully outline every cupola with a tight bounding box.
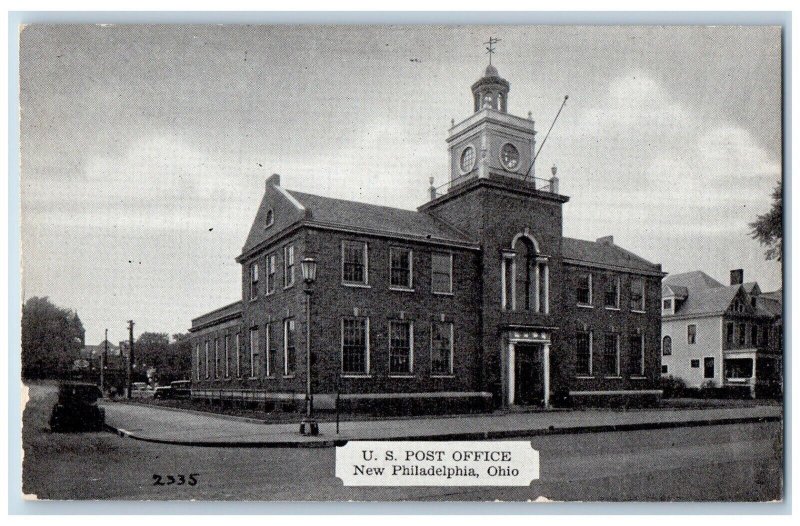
[471,64,510,113]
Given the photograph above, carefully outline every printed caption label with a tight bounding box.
[336,441,539,486]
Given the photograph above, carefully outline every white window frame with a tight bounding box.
[576,330,593,377]
[265,324,271,377]
[630,277,646,313]
[224,334,230,378]
[235,332,241,378]
[604,333,620,378]
[214,338,220,379]
[389,320,414,375]
[195,344,201,380]
[431,252,453,295]
[577,272,593,306]
[687,324,697,345]
[266,253,277,295]
[340,317,371,376]
[341,240,369,286]
[249,327,259,378]
[605,275,620,309]
[284,318,296,377]
[389,247,414,290]
[430,321,454,376]
[284,244,295,289]
[250,262,259,300]
[204,340,210,379]
[265,208,274,228]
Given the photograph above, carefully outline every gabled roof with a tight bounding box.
[742,282,761,295]
[561,237,662,275]
[670,284,742,317]
[286,190,474,246]
[663,284,688,298]
[663,270,724,291]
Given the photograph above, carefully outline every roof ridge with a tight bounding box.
[287,189,421,215]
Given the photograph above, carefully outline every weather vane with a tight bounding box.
[484,36,501,66]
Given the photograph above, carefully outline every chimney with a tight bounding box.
[429,177,437,200]
[266,173,280,190]
[730,269,744,286]
[596,235,614,245]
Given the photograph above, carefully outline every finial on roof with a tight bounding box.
[484,36,501,67]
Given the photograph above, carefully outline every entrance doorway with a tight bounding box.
[514,343,545,406]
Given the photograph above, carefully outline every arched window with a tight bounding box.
[265,209,274,228]
[514,237,535,311]
[497,93,504,111]
[662,336,672,356]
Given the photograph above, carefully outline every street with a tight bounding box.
[23,383,783,502]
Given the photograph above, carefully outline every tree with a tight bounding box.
[21,296,85,379]
[750,181,782,262]
[134,332,191,384]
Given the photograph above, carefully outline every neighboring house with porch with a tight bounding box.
[661,269,782,398]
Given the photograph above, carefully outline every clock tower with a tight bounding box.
[447,63,537,187]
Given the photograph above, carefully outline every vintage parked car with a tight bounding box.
[153,380,191,400]
[49,382,105,432]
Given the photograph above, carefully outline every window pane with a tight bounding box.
[576,331,591,375]
[342,319,367,374]
[604,333,618,375]
[285,319,296,375]
[390,249,412,288]
[343,242,366,283]
[604,277,618,307]
[577,274,591,304]
[250,328,259,377]
[628,333,643,375]
[431,322,452,374]
[629,278,644,310]
[662,336,672,356]
[431,253,452,293]
[389,321,412,374]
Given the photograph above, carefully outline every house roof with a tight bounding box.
[663,284,688,298]
[561,237,662,274]
[761,289,783,302]
[286,190,474,246]
[663,270,724,291]
[670,284,743,317]
[742,282,761,294]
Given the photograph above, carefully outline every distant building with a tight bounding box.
[661,269,782,397]
[189,62,665,410]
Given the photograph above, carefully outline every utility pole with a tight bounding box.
[126,320,135,399]
[100,328,108,394]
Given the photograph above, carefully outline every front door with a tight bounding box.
[515,344,544,406]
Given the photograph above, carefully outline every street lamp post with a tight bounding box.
[299,256,319,436]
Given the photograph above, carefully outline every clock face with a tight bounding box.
[460,146,476,173]
[500,143,520,171]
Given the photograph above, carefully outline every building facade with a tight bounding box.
[661,269,782,398]
[189,64,665,410]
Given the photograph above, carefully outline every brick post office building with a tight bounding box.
[189,64,665,411]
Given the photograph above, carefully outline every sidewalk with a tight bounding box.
[101,401,782,447]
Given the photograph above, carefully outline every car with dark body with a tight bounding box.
[49,382,105,432]
[153,380,191,400]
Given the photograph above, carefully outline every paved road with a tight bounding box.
[101,400,782,444]
[23,384,783,502]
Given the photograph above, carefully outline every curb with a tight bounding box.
[104,414,781,449]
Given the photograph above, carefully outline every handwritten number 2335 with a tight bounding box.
[153,474,198,486]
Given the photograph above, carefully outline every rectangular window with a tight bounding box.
[751,325,758,347]
[687,324,696,344]
[431,252,453,294]
[737,323,746,345]
[250,262,259,300]
[342,241,368,284]
[576,331,592,376]
[661,364,668,374]
[235,333,242,378]
[390,247,413,289]
[284,318,296,376]
[249,327,260,378]
[630,277,645,311]
[760,326,768,346]
[577,273,592,305]
[502,256,514,310]
[195,344,201,380]
[204,341,210,378]
[342,318,369,375]
[224,334,230,378]
[214,338,220,378]
[389,321,413,374]
[704,357,715,379]
[264,324,271,377]
[603,333,619,376]
[266,253,277,294]
[662,298,673,311]
[604,276,619,308]
[629,332,644,376]
[284,244,295,288]
[431,322,454,375]
[726,322,734,345]
[691,359,700,368]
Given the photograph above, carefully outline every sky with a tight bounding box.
[19,25,783,345]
